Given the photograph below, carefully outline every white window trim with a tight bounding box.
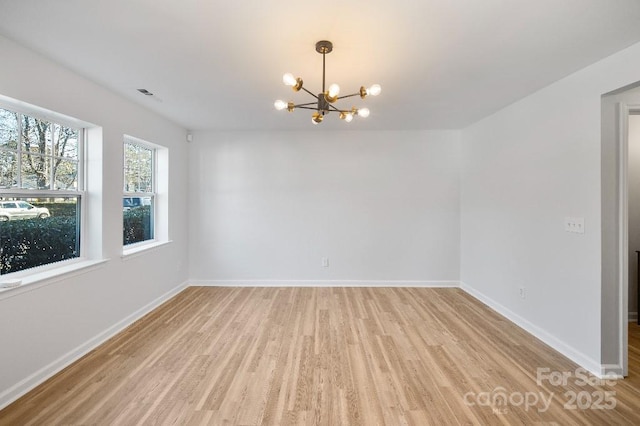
[0,258,109,301]
[121,240,173,260]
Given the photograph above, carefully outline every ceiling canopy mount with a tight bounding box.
[315,40,333,54]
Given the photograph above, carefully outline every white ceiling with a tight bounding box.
[1,0,640,131]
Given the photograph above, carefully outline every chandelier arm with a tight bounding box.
[301,87,319,99]
[331,107,355,114]
[293,102,318,108]
[336,93,361,100]
[327,104,343,113]
[295,106,321,111]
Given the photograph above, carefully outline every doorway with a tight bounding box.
[628,113,640,330]
[616,104,640,377]
[601,84,640,378]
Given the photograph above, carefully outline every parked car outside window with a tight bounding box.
[0,201,50,221]
[123,196,151,211]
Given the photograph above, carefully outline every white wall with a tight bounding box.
[628,114,640,318]
[0,35,189,407]
[461,41,640,373]
[189,130,460,284]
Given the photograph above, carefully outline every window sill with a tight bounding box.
[0,258,109,301]
[122,240,172,261]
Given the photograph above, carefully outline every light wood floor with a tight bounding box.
[2,287,640,425]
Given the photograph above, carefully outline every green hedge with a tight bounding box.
[0,206,153,275]
[0,216,78,275]
[123,206,153,245]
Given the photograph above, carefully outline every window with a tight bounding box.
[0,106,83,275]
[123,138,155,246]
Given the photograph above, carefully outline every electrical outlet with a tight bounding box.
[322,257,329,267]
[519,287,526,299]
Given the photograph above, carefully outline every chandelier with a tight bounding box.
[274,40,381,124]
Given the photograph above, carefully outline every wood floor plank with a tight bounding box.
[2,287,640,425]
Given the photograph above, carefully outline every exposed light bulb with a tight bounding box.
[283,73,296,86]
[328,83,340,98]
[358,108,370,118]
[340,112,354,122]
[312,112,324,124]
[367,84,382,96]
[274,100,288,110]
[325,83,340,103]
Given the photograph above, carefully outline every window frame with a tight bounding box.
[122,135,158,249]
[0,99,88,277]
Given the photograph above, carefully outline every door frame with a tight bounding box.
[617,102,640,377]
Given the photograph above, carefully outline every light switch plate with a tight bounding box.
[565,217,585,234]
